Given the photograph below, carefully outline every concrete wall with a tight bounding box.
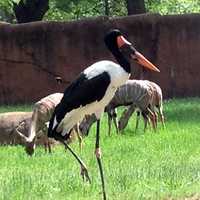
[0,13,200,104]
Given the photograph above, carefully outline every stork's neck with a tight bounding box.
[112,50,131,74]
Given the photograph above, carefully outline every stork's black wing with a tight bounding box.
[48,71,110,138]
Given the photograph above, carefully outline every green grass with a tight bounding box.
[0,98,200,200]
[0,104,32,113]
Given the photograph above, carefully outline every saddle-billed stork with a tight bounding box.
[48,29,160,200]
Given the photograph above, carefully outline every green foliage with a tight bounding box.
[146,0,200,15]
[45,0,200,21]
[0,0,15,22]
[0,98,200,199]
[45,0,105,21]
[44,0,127,21]
[0,0,200,23]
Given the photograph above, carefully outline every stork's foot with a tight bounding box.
[80,164,91,184]
[59,139,91,184]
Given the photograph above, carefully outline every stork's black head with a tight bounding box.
[104,29,123,52]
[104,29,160,72]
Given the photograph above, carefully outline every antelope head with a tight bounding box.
[15,120,36,156]
[79,114,97,136]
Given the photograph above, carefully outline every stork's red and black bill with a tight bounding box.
[117,35,160,72]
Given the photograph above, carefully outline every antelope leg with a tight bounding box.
[118,104,136,131]
[107,114,112,136]
[135,111,140,133]
[147,107,156,131]
[112,109,119,134]
[158,107,165,129]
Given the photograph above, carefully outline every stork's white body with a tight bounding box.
[55,60,130,136]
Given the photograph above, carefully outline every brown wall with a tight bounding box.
[0,13,200,104]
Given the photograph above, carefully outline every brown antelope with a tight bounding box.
[117,80,165,132]
[15,93,63,155]
[106,79,157,134]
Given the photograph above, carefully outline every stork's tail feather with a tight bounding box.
[47,115,71,141]
[48,127,71,141]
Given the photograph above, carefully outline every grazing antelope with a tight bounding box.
[106,79,157,134]
[117,80,165,132]
[16,117,59,153]
[0,111,58,150]
[16,93,63,155]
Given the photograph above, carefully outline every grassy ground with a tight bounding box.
[0,98,200,200]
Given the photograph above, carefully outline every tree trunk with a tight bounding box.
[126,0,146,15]
[104,0,110,16]
[13,0,49,23]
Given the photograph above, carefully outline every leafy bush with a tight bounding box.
[1,0,200,23]
[0,0,16,22]
[146,0,200,15]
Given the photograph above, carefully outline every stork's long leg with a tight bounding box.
[95,119,106,200]
[56,136,91,183]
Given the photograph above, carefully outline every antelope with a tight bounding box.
[116,80,165,132]
[16,93,63,155]
[105,79,157,134]
[16,117,59,152]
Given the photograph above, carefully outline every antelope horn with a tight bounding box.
[15,121,29,142]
